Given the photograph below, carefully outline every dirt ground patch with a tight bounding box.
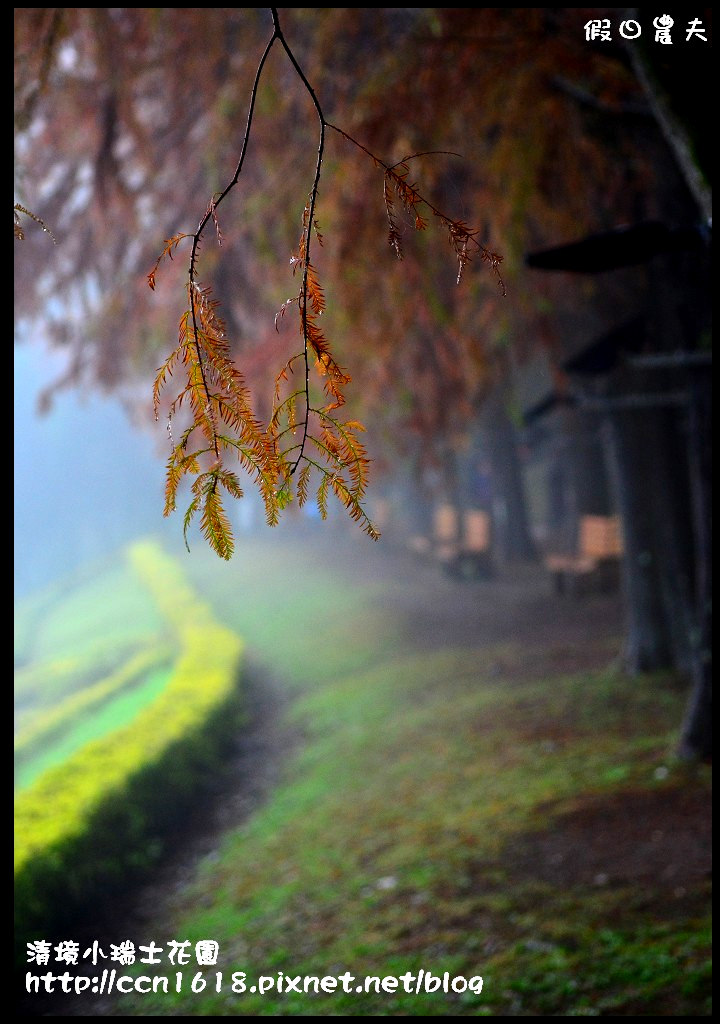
[337,532,625,676]
[505,783,712,892]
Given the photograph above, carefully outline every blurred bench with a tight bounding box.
[546,515,623,595]
[434,504,494,580]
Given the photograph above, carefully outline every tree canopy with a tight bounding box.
[14,8,709,557]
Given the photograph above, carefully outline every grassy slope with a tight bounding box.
[14,539,245,959]
[48,532,714,1016]
[15,552,172,787]
[15,557,168,737]
[20,560,163,664]
[15,664,173,791]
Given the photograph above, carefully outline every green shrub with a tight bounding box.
[14,540,244,962]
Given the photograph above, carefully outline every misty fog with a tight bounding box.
[14,336,172,597]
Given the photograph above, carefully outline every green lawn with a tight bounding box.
[15,554,170,738]
[15,664,173,791]
[18,559,164,664]
[15,539,245,963]
[15,550,173,782]
[98,534,710,1017]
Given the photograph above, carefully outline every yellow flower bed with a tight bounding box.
[15,540,243,955]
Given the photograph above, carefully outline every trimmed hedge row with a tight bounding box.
[14,540,244,960]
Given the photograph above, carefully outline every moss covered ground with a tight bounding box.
[62,528,709,1017]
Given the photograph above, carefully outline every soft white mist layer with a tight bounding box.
[14,336,172,597]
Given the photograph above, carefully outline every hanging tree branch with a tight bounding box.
[149,6,503,559]
[14,203,56,243]
[326,126,505,292]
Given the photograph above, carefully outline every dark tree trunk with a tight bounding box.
[548,407,614,553]
[677,369,712,760]
[604,366,700,680]
[441,441,464,519]
[644,406,697,674]
[626,29,711,759]
[408,449,437,541]
[485,399,538,563]
[606,407,675,671]
[566,409,613,517]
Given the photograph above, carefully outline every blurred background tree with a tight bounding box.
[14,8,711,757]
